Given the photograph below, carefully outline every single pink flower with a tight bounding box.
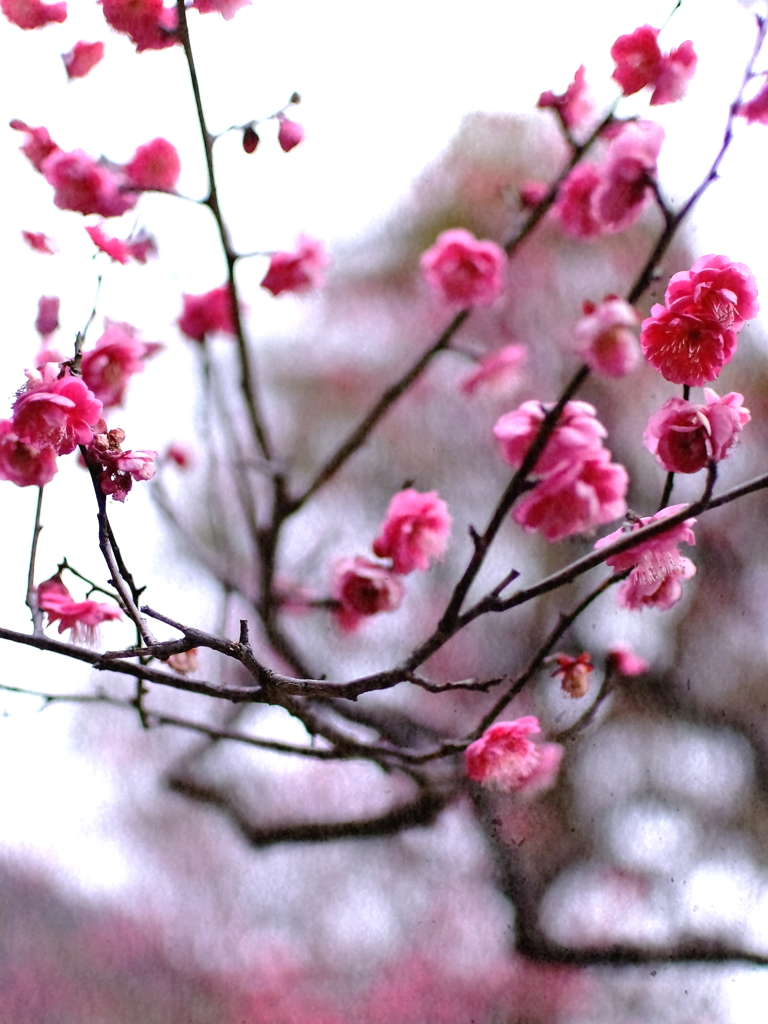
[551,162,603,239]
[276,115,304,152]
[643,389,750,474]
[0,420,58,487]
[331,555,405,633]
[10,119,59,171]
[41,148,137,218]
[552,652,593,699]
[591,120,664,232]
[124,137,180,192]
[62,40,104,79]
[494,399,607,476]
[85,224,156,265]
[81,320,162,408]
[35,296,60,337]
[651,41,697,105]
[191,0,250,17]
[178,285,237,341]
[260,235,328,296]
[37,575,121,643]
[606,644,649,676]
[738,74,768,125]
[640,305,737,386]
[512,450,628,542]
[87,426,156,501]
[611,25,662,96]
[537,65,594,130]
[1,0,66,29]
[465,717,564,795]
[459,344,526,397]
[99,0,177,51]
[595,504,696,611]
[420,228,506,308]
[574,296,640,377]
[372,488,451,574]
[22,230,56,254]
[664,254,759,330]
[12,371,102,455]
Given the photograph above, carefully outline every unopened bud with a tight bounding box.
[242,126,260,154]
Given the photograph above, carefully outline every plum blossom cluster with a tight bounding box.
[420,229,506,308]
[644,389,750,474]
[86,426,156,502]
[36,575,121,644]
[494,400,628,542]
[595,505,697,611]
[611,24,697,106]
[332,489,451,631]
[464,717,563,796]
[640,255,759,386]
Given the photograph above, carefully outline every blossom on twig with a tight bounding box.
[372,489,451,575]
[37,575,122,644]
[465,717,564,795]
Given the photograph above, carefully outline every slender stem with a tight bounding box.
[25,487,45,634]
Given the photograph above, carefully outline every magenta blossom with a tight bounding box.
[420,228,505,308]
[41,148,137,218]
[574,296,640,377]
[738,74,768,125]
[87,426,157,502]
[537,65,593,130]
[664,254,759,331]
[465,717,564,795]
[37,576,121,644]
[178,285,237,342]
[125,137,180,192]
[86,224,156,265]
[81,320,162,408]
[260,236,327,296]
[460,344,526,397]
[494,399,607,477]
[276,115,304,152]
[611,25,696,105]
[191,0,250,17]
[606,644,649,677]
[12,371,102,455]
[10,119,59,171]
[2,0,66,29]
[0,420,58,487]
[22,230,56,254]
[644,389,750,474]
[62,40,104,79]
[331,556,405,633]
[35,296,60,338]
[595,505,696,611]
[99,0,177,52]
[372,488,451,574]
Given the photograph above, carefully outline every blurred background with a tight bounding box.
[2,0,768,1020]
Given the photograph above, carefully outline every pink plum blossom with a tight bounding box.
[99,0,177,51]
[519,180,549,208]
[12,371,102,455]
[574,296,640,377]
[595,505,696,611]
[37,575,121,643]
[552,653,593,699]
[85,224,156,264]
[537,65,593,130]
[41,148,137,218]
[260,236,328,296]
[124,137,180,191]
[22,230,56,254]
[464,717,564,795]
[459,344,526,397]
[643,389,750,474]
[1,0,66,29]
[611,25,696,105]
[420,228,506,308]
[606,644,649,676]
[738,74,768,125]
[664,254,759,330]
[276,115,304,152]
[191,0,250,17]
[651,41,697,105]
[591,120,664,232]
[165,442,194,469]
[512,449,628,542]
[372,488,451,574]
[34,296,60,337]
[178,285,237,341]
[494,399,607,477]
[331,556,405,632]
[81,320,162,408]
[0,420,58,487]
[551,162,603,239]
[62,40,104,79]
[10,119,59,171]
[87,426,157,502]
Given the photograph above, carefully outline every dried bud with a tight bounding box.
[242,126,260,154]
[290,91,301,105]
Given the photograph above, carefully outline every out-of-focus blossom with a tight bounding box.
[738,73,768,124]
[640,255,758,385]
[22,230,56,254]
[611,25,696,105]
[465,717,564,795]
[41,148,137,218]
[276,114,304,152]
[165,441,194,469]
[35,295,60,337]
[606,644,649,676]
[191,0,250,18]
[37,575,121,643]
[166,649,199,674]
[81,320,162,408]
[0,419,58,487]
[12,371,102,455]
[420,228,505,308]
[260,236,327,296]
[85,224,156,264]
[459,344,526,397]
[124,137,180,191]
[494,399,607,476]
[552,652,593,699]
[519,180,549,208]
[574,296,640,377]
[643,389,750,473]
[1,0,66,29]
[178,285,236,342]
[99,0,177,51]
[87,426,157,501]
[537,65,594,130]
[651,40,697,105]
[595,505,696,611]
[331,555,404,632]
[62,40,104,79]
[10,119,59,171]
[372,488,451,574]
